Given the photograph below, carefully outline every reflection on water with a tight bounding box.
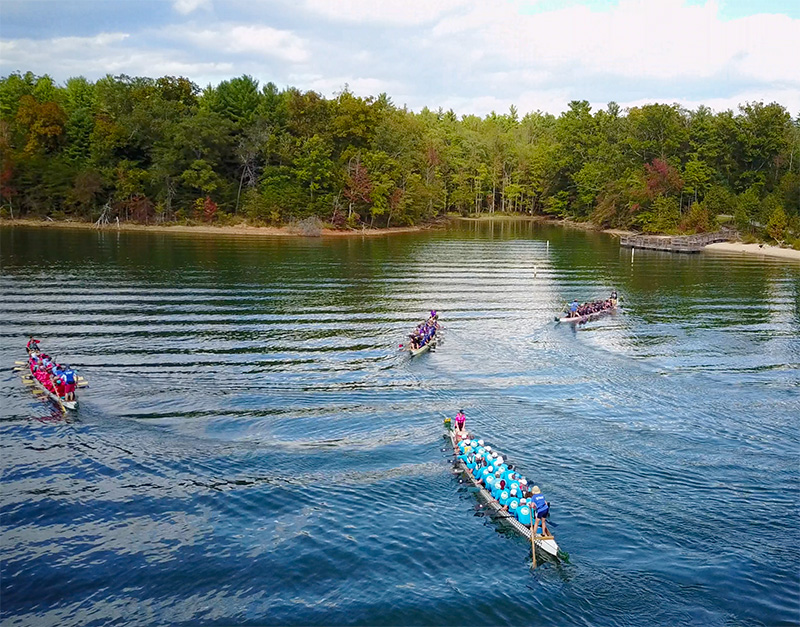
[1,222,798,626]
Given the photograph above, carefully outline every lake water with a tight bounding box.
[1,221,798,626]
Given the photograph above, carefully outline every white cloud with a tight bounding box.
[613,88,800,117]
[173,0,212,15]
[286,74,398,98]
[0,0,796,119]
[440,89,573,117]
[429,0,800,84]
[303,0,469,25]
[728,13,800,83]
[176,24,310,63]
[0,32,234,84]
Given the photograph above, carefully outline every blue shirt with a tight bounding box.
[531,493,548,514]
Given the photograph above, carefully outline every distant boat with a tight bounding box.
[402,311,440,356]
[556,294,618,324]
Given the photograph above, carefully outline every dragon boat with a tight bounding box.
[445,421,561,559]
[404,311,440,356]
[556,297,618,324]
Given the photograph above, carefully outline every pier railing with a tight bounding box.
[619,228,737,253]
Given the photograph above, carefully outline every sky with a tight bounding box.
[1,0,799,117]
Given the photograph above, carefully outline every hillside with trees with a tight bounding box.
[1,72,798,244]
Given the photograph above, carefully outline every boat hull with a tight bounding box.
[409,338,436,356]
[448,429,559,558]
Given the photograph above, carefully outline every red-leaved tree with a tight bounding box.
[644,158,683,199]
[343,158,372,223]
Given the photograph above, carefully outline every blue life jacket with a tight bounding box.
[64,370,76,384]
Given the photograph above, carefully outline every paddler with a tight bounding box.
[52,364,67,400]
[528,486,550,537]
[40,363,56,393]
[26,337,40,353]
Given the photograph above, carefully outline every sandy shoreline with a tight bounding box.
[0,218,431,238]
[3,217,798,262]
[703,241,800,261]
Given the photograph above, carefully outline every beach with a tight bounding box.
[704,241,800,261]
[0,218,431,238]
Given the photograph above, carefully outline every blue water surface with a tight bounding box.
[1,221,798,626]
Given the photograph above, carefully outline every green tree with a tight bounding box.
[765,203,788,243]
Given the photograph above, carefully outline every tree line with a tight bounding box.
[1,71,798,243]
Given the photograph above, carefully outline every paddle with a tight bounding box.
[46,373,67,413]
[529,510,537,569]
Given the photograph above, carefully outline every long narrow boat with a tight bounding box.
[409,335,437,356]
[23,344,79,411]
[556,299,617,324]
[404,311,440,356]
[447,427,561,559]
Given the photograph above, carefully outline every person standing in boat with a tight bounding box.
[528,486,550,537]
[568,299,579,318]
[454,410,466,436]
[61,365,77,401]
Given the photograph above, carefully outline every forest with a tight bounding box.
[1,71,798,243]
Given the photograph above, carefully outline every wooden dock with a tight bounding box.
[619,229,737,253]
